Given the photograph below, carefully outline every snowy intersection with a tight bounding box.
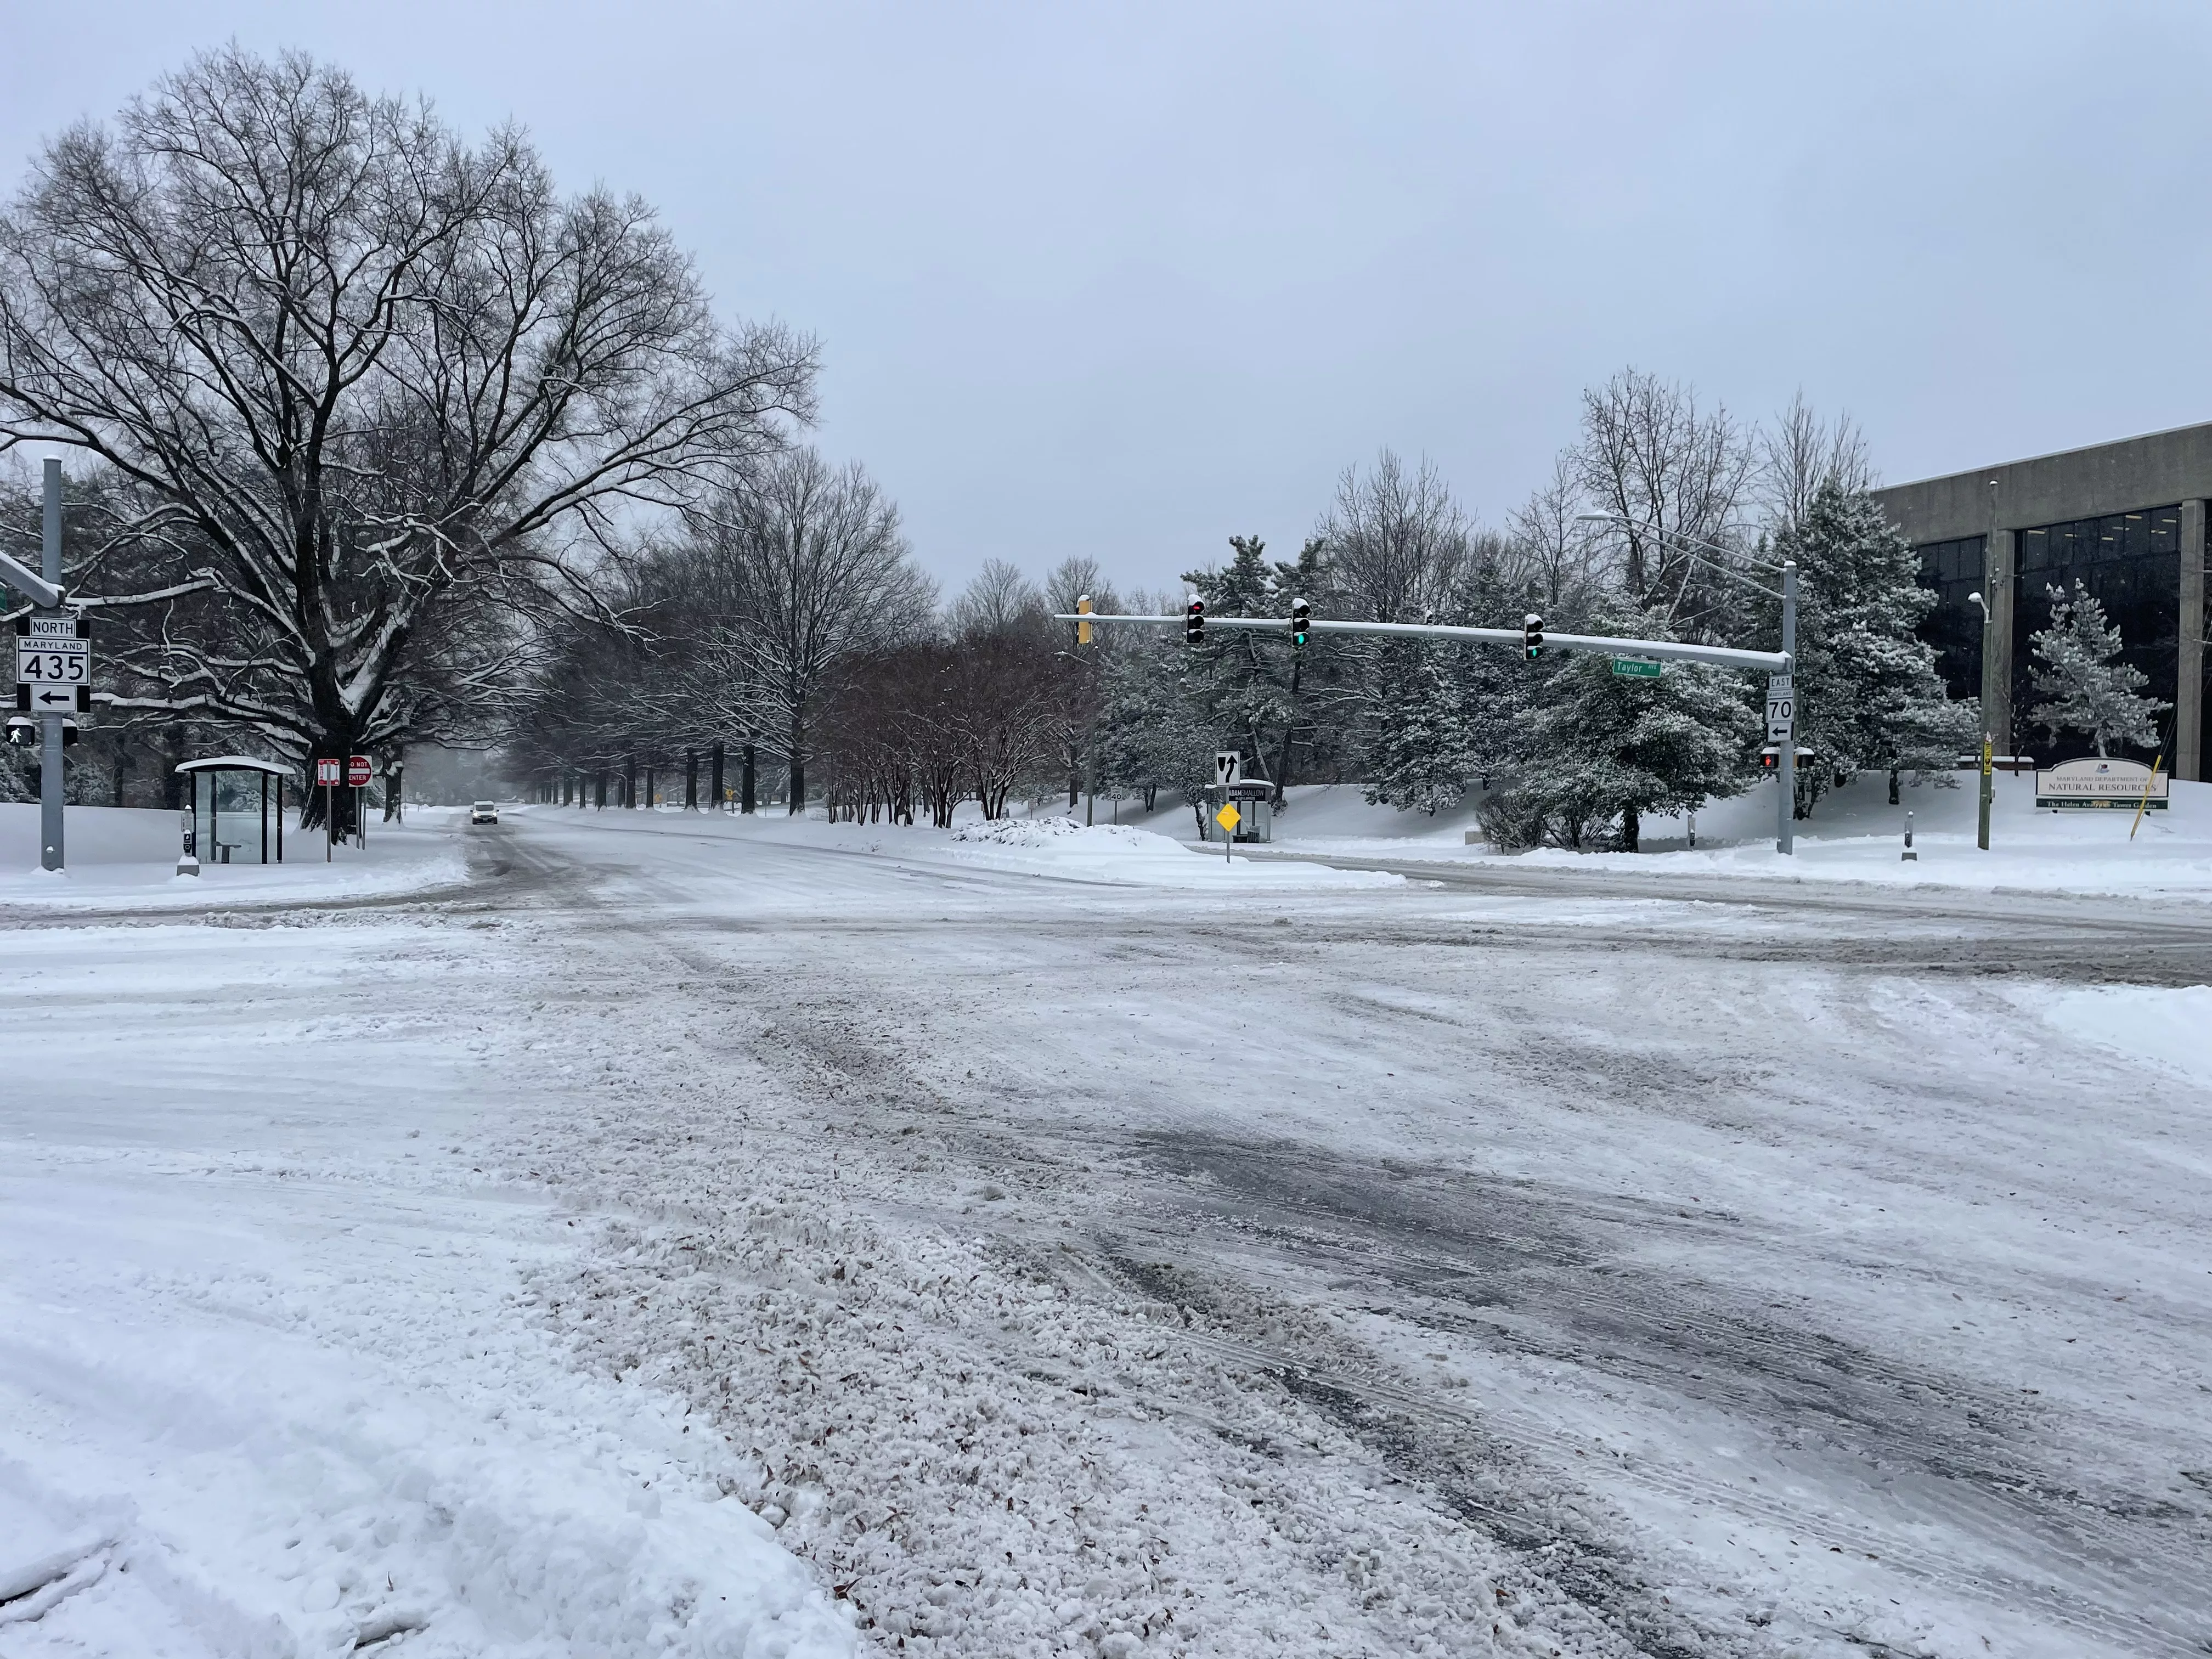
[4,810,2211,1657]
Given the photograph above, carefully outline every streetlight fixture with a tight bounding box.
[1968,590,1993,850]
[1576,511,1798,855]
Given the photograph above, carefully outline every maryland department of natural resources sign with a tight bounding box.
[2034,757,2169,810]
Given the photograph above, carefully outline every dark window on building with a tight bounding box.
[1915,534,1986,702]
[2010,504,2180,764]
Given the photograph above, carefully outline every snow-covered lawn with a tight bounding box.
[4,806,2210,1657]
[0,803,470,912]
[1238,774,2212,899]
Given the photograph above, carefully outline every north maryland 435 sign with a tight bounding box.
[14,614,91,713]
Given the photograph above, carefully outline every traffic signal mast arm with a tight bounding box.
[0,548,64,611]
[1054,613,1790,673]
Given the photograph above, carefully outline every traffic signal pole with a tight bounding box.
[1063,599,1801,854]
[2,467,74,872]
[1061,612,1791,673]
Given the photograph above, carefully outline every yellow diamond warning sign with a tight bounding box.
[1214,802,1242,834]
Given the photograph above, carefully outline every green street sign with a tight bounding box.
[1611,657,1662,678]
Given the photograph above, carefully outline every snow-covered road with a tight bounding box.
[4,807,2210,1657]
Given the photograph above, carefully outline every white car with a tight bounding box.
[469,801,499,825]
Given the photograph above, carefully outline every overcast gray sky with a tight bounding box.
[3,1,2207,596]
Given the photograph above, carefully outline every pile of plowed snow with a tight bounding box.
[946,817,1398,888]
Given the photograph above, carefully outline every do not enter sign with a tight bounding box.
[346,755,372,788]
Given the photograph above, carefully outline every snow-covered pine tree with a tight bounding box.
[1096,629,1215,811]
[2029,580,2169,757]
[1361,641,1475,812]
[1765,482,1975,816]
[1513,614,1759,851]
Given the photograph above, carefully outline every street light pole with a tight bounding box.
[1969,590,1993,850]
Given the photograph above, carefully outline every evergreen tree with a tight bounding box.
[1513,614,1759,851]
[2029,580,2168,757]
[1764,482,1974,816]
[1361,642,1475,812]
[1096,630,1214,812]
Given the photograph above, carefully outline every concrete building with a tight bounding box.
[1875,424,2210,779]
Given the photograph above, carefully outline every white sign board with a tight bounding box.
[16,637,88,689]
[1213,750,1242,787]
[2034,757,2168,810]
[1764,673,1793,741]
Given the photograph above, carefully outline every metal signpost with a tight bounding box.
[347,754,373,848]
[1212,751,1240,863]
[0,462,76,871]
[315,757,343,860]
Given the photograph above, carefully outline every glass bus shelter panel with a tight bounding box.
[193,770,279,864]
[2007,505,2181,766]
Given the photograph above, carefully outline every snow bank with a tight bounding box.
[1260,774,2212,900]
[0,916,854,1659]
[0,802,469,910]
[946,816,1400,888]
[2023,982,2212,1088]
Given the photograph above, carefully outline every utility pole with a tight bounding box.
[1970,590,1993,850]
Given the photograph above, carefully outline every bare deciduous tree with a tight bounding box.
[1573,369,1755,614]
[950,558,1046,639]
[1316,450,1471,622]
[1758,389,1874,538]
[687,449,927,810]
[1506,452,1606,616]
[0,48,814,827]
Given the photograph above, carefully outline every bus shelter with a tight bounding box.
[1196,780,1276,844]
[177,756,287,865]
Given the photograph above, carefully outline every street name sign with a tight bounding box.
[1765,673,1793,741]
[1611,656,1662,678]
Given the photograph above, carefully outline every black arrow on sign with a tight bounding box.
[31,687,71,708]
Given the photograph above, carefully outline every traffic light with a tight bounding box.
[1522,612,1544,659]
[1290,597,1310,648]
[1076,594,1093,646]
[1184,594,1205,644]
